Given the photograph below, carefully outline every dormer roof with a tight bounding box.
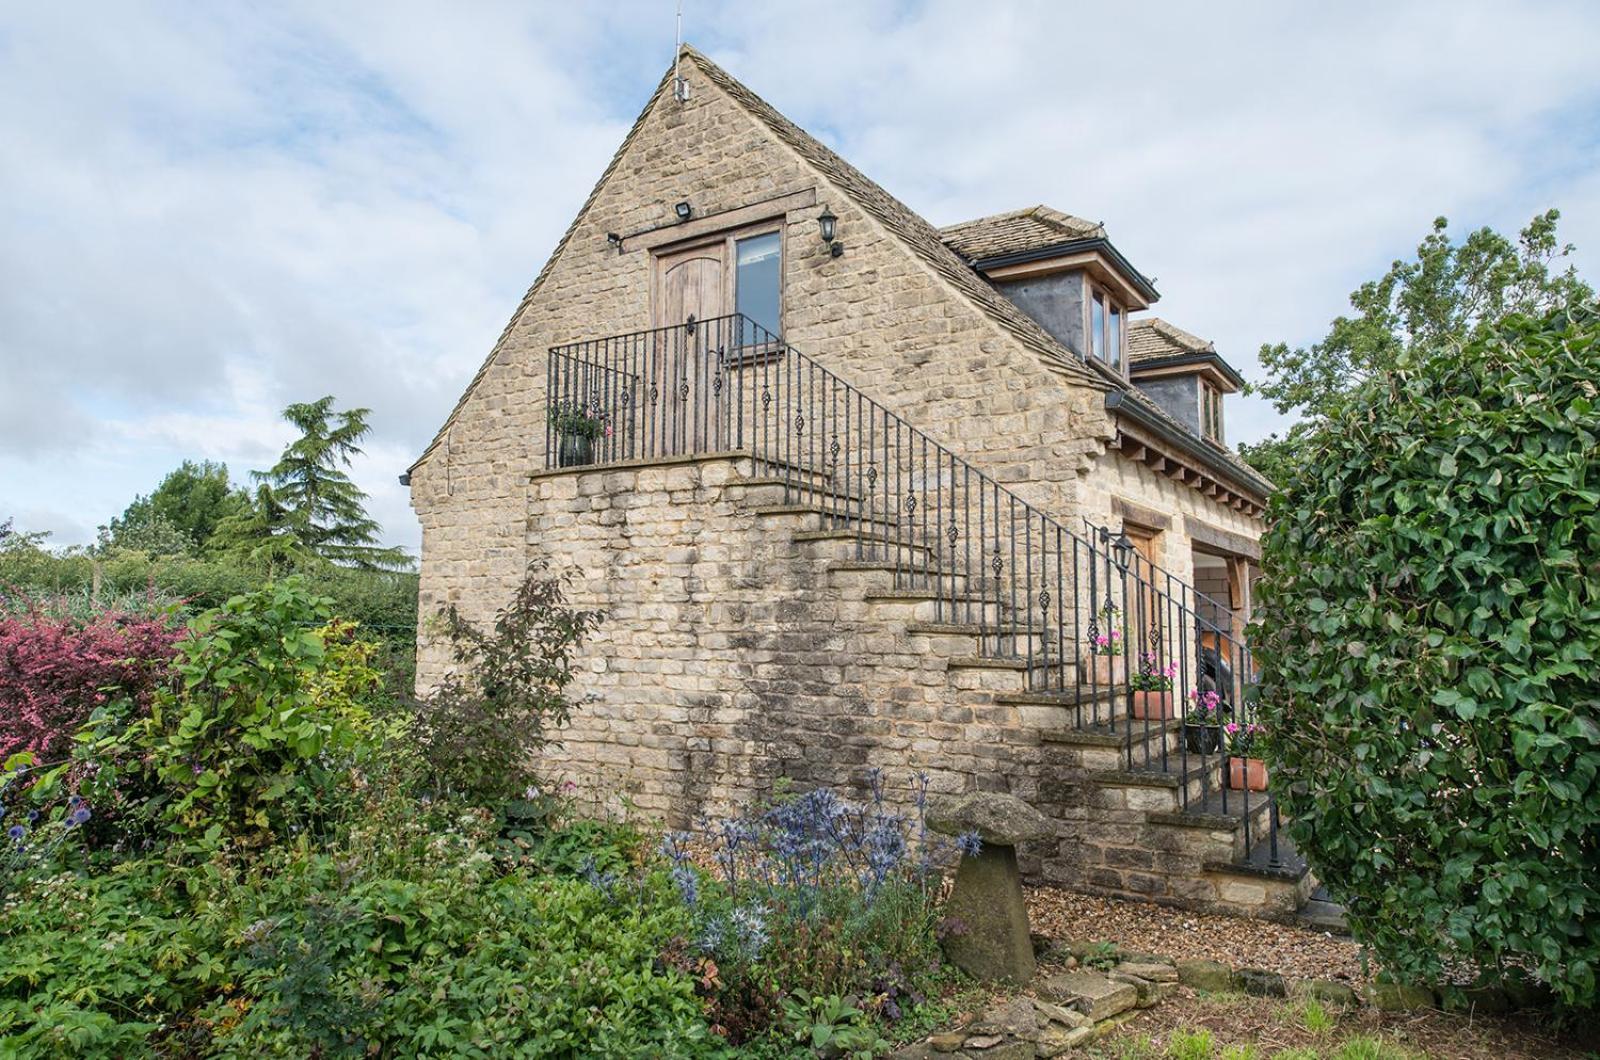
[938,206,1104,259]
[1127,317,1245,392]
[937,204,1158,308]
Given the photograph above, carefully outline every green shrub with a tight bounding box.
[83,579,382,846]
[1254,307,1600,1006]
[411,563,603,804]
[0,797,722,1058]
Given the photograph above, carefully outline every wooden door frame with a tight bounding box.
[650,238,728,331]
[649,219,786,337]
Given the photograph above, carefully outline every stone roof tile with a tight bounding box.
[937,206,1104,261]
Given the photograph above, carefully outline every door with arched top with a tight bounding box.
[653,242,727,454]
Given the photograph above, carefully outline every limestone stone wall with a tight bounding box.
[409,53,1118,690]
[1078,448,1262,591]
[527,454,1043,825]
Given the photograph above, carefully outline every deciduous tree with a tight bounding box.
[1241,211,1593,481]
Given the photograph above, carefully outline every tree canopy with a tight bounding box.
[214,397,410,572]
[102,460,248,557]
[1241,210,1594,482]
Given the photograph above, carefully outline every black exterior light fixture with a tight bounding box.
[674,201,693,222]
[1112,533,1134,571]
[606,232,623,252]
[817,207,843,257]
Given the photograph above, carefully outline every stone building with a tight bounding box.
[407,46,1307,918]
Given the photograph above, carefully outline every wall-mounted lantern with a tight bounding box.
[1112,533,1134,570]
[817,207,843,258]
[606,232,623,252]
[674,201,693,222]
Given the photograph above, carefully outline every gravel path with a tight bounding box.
[1025,886,1369,984]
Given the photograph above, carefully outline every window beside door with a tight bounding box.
[734,231,781,343]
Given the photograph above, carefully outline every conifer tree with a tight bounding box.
[217,396,409,571]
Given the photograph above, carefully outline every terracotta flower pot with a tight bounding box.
[1131,690,1174,720]
[1088,654,1124,686]
[1228,756,1268,792]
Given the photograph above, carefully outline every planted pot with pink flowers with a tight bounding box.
[1128,652,1177,719]
[1085,603,1124,685]
[1183,689,1224,754]
[1225,721,1268,791]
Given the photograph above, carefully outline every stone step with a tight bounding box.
[1145,790,1275,865]
[749,505,898,531]
[791,528,938,561]
[1089,758,1221,813]
[1202,836,1315,920]
[745,453,837,486]
[1042,717,1184,771]
[734,476,865,508]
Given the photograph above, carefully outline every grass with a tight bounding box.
[1082,989,1596,1059]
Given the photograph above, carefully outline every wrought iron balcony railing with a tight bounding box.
[545,314,1281,868]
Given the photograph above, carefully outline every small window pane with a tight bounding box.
[1091,291,1106,362]
[735,232,782,342]
[1108,306,1122,372]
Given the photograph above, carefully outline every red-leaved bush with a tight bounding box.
[0,605,183,761]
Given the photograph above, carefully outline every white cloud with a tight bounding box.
[2,0,1598,550]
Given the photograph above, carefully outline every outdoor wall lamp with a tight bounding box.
[674,201,693,222]
[817,207,843,257]
[606,232,623,252]
[1112,533,1134,570]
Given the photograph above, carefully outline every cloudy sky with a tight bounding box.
[4,1,1598,554]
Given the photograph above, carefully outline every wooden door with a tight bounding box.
[1122,525,1163,663]
[653,244,727,454]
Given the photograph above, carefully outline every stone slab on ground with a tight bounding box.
[1028,998,1088,1030]
[1037,1023,1095,1057]
[1234,967,1289,998]
[1117,960,1178,983]
[1300,979,1360,1006]
[969,1042,1035,1060]
[968,998,1039,1041]
[1108,970,1170,1008]
[1175,958,1233,992]
[1366,982,1437,1011]
[1036,969,1139,1021]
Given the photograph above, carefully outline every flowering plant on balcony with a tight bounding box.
[1224,721,1264,757]
[1128,652,1176,692]
[547,401,611,440]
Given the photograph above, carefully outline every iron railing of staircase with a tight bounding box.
[545,313,1280,865]
[1078,519,1279,869]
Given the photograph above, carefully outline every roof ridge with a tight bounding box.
[937,203,1102,239]
[1134,315,1215,353]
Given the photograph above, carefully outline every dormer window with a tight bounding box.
[1089,284,1124,373]
[1201,381,1224,442]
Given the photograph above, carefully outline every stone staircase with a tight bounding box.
[721,459,1315,920]
[536,314,1318,922]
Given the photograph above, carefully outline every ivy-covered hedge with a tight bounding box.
[1253,308,1600,1006]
